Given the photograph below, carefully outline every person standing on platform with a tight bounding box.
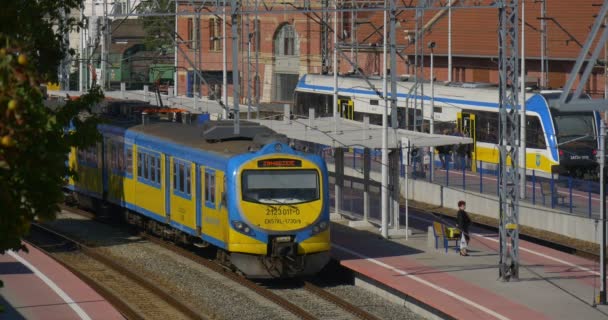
[457,200,471,256]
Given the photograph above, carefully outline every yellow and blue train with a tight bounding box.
[295,74,600,178]
[67,103,330,278]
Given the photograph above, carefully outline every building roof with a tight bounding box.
[254,117,473,149]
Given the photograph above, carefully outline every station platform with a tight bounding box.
[0,242,124,320]
[330,207,608,320]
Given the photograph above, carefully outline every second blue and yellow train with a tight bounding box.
[294,74,600,178]
[66,101,330,278]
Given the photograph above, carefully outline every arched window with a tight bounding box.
[274,24,299,56]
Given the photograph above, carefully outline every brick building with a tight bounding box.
[176,0,607,105]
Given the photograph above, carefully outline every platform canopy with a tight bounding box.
[254,117,473,149]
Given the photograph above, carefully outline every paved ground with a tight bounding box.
[330,206,608,320]
[0,242,123,320]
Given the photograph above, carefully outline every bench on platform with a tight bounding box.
[432,221,461,253]
[539,181,566,206]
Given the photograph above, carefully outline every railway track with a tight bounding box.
[59,204,383,320]
[28,222,206,320]
[301,281,381,320]
[137,225,384,320]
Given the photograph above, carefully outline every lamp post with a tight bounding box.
[428,41,436,182]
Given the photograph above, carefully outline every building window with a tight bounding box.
[274,24,298,56]
[205,169,216,208]
[137,150,161,187]
[252,19,261,52]
[187,18,198,49]
[113,0,128,15]
[253,75,260,103]
[173,159,192,199]
[209,17,222,51]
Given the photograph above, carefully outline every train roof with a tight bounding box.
[99,103,285,157]
[296,74,502,106]
[125,121,263,156]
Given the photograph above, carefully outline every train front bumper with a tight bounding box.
[230,250,331,279]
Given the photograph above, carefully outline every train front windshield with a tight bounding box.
[242,170,320,204]
[553,113,597,145]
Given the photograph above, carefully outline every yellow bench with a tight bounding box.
[432,221,461,253]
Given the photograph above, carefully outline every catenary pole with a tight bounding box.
[381,0,389,238]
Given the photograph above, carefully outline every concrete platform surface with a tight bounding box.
[330,208,608,320]
[0,242,124,320]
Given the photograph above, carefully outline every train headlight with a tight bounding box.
[231,220,255,236]
[311,220,329,236]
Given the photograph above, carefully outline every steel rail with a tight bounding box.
[302,281,382,320]
[29,222,207,320]
[141,233,318,320]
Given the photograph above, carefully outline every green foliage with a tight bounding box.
[0,0,83,83]
[0,1,103,255]
[138,0,176,52]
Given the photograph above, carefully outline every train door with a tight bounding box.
[165,154,171,222]
[200,167,226,245]
[457,112,477,172]
[339,98,354,120]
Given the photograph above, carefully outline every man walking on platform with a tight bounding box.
[457,200,471,256]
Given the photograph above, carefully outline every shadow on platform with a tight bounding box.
[0,295,27,320]
[0,262,33,275]
[330,223,425,259]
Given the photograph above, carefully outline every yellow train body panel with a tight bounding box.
[169,158,197,231]
[71,146,103,196]
[298,229,330,254]
[67,147,77,186]
[227,228,267,254]
[475,144,557,173]
[107,174,123,201]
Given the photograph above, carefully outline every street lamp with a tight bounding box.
[428,41,436,182]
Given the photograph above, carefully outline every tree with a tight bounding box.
[0,0,103,260]
[138,0,176,52]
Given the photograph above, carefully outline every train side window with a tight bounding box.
[137,150,161,188]
[78,146,98,168]
[173,159,192,199]
[150,155,156,182]
[137,152,143,178]
[172,160,177,190]
[155,157,161,184]
[526,115,546,149]
[186,166,191,195]
[125,146,133,178]
[370,99,379,106]
[205,169,216,208]
[475,111,498,143]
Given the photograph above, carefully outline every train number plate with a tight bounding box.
[275,236,291,243]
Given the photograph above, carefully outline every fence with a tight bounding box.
[316,146,603,219]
